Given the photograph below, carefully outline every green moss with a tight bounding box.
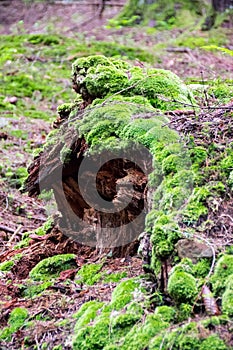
[28,34,62,45]
[44,129,60,148]
[200,334,228,350]
[57,102,77,119]
[201,315,231,335]
[0,307,28,341]
[154,305,176,322]
[173,257,212,279]
[13,237,30,249]
[202,44,233,56]
[162,154,187,175]
[73,300,104,331]
[222,284,233,317]
[72,55,195,111]
[0,260,14,272]
[60,145,73,163]
[34,217,53,236]
[176,303,193,322]
[14,218,53,250]
[172,258,194,274]
[151,222,180,261]
[110,278,140,310]
[228,171,233,189]
[150,322,200,350]
[193,259,212,278]
[78,102,133,146]
[102,271,127,283]
[75,263,103,286]
[221,155,233,176]
[182,187,211,224]
[29,254,76,281]
[167,271,198,304]
[86,65,129,99]
[129,67,195,110]
[120,313,170,350]
[73,312,110,350]
[52,345,63,350]
[21,280,52,298]
[201,316,221,328]
[208,82,233,103]
[189,146,208,167]
[211,255,233,295]
[120,118,178,150]
[111,311,141,331]
[169,333,200,350]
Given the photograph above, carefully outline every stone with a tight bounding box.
[175,238,213,263]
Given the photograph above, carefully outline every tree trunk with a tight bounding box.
[212,0,233,12]
[202,0,233,30]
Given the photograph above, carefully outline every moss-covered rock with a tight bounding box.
[29,254,76,281]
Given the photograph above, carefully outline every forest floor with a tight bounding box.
[0,1,233,349]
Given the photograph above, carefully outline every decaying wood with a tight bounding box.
[24,123,150,254]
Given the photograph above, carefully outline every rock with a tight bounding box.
[4,96,18,104]
[175,238,213,263]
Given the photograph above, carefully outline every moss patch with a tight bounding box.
[29,254,76,281]
[75,263,103,286]
[0,307,28,341]
[167,270,198,304]
[211,254,233,295]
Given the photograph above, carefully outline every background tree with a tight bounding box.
[203,0,233,29]
[212,0,233,12]
[115,0,232,29]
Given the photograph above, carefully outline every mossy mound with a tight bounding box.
[29,254,76,281]
[72,55,195,110]
[167,270,198,304]
[71,287,231,350]
[72,278,143,349]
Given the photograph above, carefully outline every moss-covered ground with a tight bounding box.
[0,1,233,349]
